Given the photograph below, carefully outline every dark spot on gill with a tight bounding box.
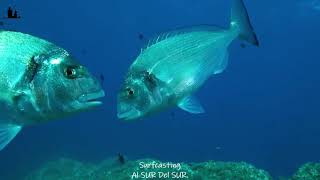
[27,56,40,83]
[14,56,40,88]
[142,71,158,90]
[13,56,41,108]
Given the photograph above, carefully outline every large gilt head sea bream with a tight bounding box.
[117,0,259,120]
[0,31,104,150]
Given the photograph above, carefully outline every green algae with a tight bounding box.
[291,163,320,180]
[188,161,272,180]
[25,158,272,180]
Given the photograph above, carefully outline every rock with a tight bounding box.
[291,163,320,180]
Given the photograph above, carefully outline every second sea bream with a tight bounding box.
[117,0,259,120]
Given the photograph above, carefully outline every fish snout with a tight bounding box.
[77,76,105,108]
[117,103,140,120]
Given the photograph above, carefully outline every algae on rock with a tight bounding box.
[25,158,97,180]
[189,161,272,180]
[291,162,320,180]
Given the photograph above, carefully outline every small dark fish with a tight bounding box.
[240,43,246,48]
[99,74,104,86]
[117,153,125,165]
[0,21,4,26]
[138,33,144,40]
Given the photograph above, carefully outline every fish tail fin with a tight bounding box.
[230,0,259,46]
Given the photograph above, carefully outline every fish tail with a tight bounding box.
[230,0,259,46]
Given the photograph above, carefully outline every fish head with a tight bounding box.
[30,50,105,119]
[117,71,165,121]
[117,74,153,120]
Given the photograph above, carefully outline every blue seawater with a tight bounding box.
[0,0,319,179]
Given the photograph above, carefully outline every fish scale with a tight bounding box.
[143,32,231,92]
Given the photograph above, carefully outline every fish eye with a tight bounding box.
[64,66,77,79]
[126,87,134,96]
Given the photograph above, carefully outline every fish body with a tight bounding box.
[0,31,104,150]
[117,0,259,120]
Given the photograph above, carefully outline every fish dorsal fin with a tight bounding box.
[178,95,205,114]
[0,124,22,151]
[140,24,227,54]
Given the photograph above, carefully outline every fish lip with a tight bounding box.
[78,90,105,106]
[117,107,140,120]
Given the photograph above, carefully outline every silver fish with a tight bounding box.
[117,0,259,120]
[0,31,105,150]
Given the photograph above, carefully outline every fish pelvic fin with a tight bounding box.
[178,96,205,114]
[0,124,22,151]
[230,0,259,46]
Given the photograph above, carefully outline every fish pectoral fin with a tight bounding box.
[178,96,205,114]
[213,51,229,75]
[0,124,22,151]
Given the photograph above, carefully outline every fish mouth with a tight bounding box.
[78,90,105,107]
[117,106,140,120]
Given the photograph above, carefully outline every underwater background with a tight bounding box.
[0,0,320,179]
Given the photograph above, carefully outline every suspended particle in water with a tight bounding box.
[138,33,144,40]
